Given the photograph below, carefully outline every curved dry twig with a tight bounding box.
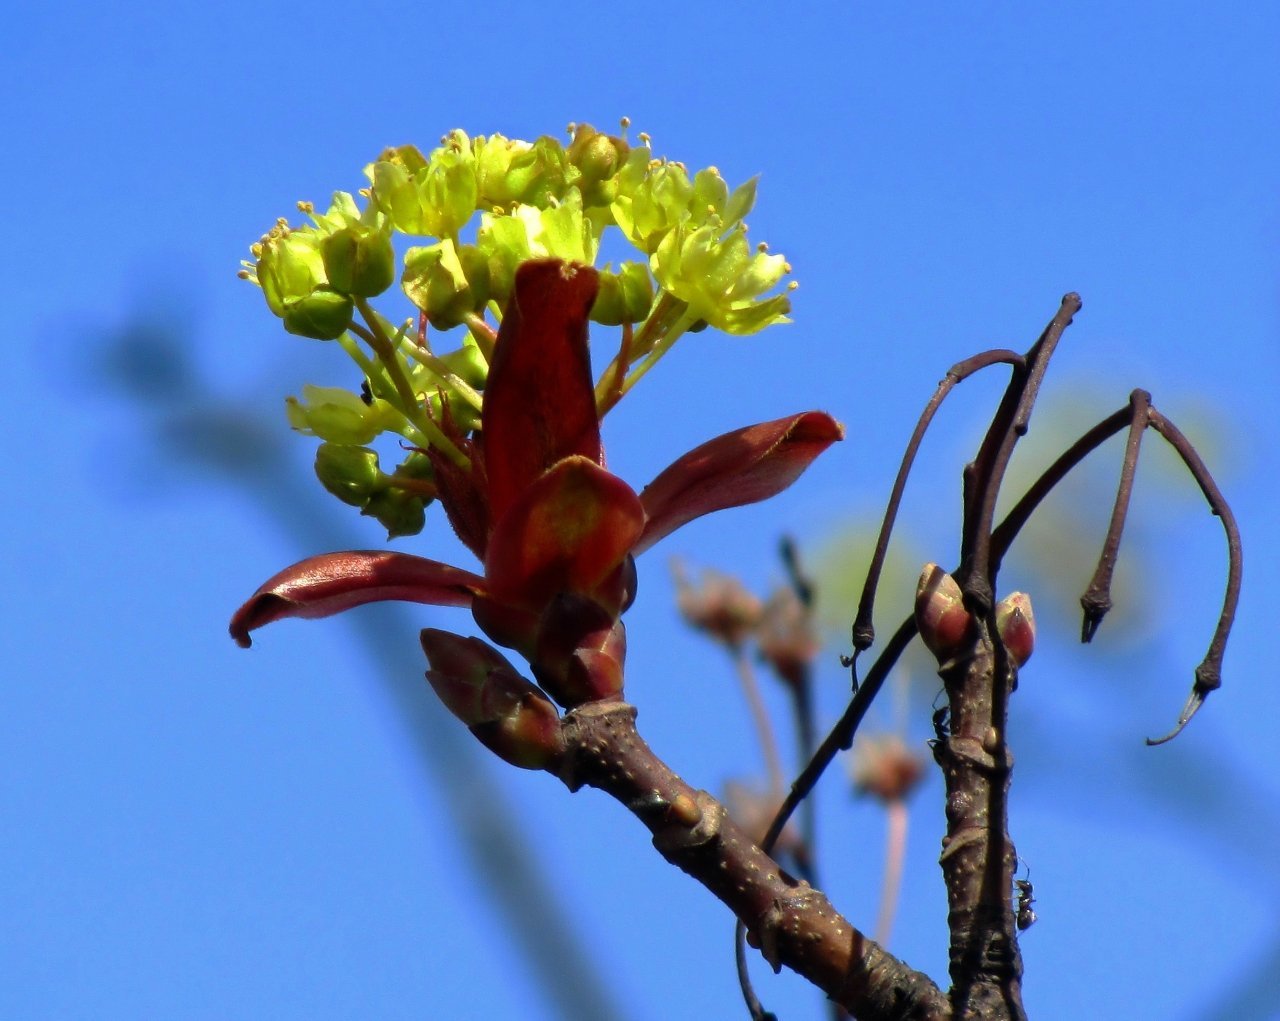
[853,349,1024,653]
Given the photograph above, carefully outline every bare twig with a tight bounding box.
[1079,389,1151,642]
[853,350,1024,653]
[959,295,1081,611]
[1144,407,1242,744]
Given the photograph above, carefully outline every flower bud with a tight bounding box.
[258,229,326,318]
[591,262,655,326]
[532,593,627,707]
[421,629,564,769]
[995,591,1036,667]
[915,563,974,662]
[402,240,490,330]
[287,385,382,445]
[367,136,478,238]
[313,443,382,507]
[282,287,354,340]
[475,134,570,209]
[322,221,395,297]
[361,486,427,539]
[566,123,630,206]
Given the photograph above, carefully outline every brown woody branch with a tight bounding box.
[551,700,950,1020]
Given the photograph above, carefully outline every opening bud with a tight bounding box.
[995,591,1036,668]
[915,563,974,662]
[421,629,564,770]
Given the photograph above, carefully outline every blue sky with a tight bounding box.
[4,4,1277,1019]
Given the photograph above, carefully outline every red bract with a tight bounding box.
[231,259,843,706]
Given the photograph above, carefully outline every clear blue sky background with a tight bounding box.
[5,4,1277,1019]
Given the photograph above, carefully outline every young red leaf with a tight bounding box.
[482,260,603,526]
[230,551,484,647]
[635,411,843,554]
[484,456,645,609]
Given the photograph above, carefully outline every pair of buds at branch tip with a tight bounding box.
[914,563,1035,668]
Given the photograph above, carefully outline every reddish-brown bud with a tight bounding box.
[914,564,974,662]
[672,561,763,649]
[532,594,627,707]
[851,734,926,804]
[420,629,564,769]
[756,584,818,688]
[995,591,1036,668]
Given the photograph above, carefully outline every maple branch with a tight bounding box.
[552,701,950,1020]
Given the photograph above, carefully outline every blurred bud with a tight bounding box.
[313,443,382,507]
[321,221,395,298]
[995,591,1036,667]
[673,561,763,650]
[756,584,818,688]
[915,563,974,662]
[402,239,491,330]
[421,629,564,770]
[287,385,383,445]
[591,262,655,326]
[439,336,488,390]
[851,734,926,804]
[723,780,804,860]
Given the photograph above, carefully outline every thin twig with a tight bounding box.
[1145,407,1243,744]
[1080,389,1150,642]
[854,349,1023,652]
[960,294,1081,610]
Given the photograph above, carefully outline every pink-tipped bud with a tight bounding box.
[420,629,564,769]
[995,592,1036,667]
[915,564,974,662]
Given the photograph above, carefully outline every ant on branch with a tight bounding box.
[1015,861,1037,931]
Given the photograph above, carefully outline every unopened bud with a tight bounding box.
[321,222,395,298]
[533,593,627,707]
[282,287,354,340]
[313,443,381,507]
[915,564,974,662]
[995,592,1036,667]
[402,240,490,330]
[591,262,655,326]
[420,629,564,769]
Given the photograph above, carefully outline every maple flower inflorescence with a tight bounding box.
[232,126,840,765]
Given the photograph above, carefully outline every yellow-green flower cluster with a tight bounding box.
[240,122,796,536]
